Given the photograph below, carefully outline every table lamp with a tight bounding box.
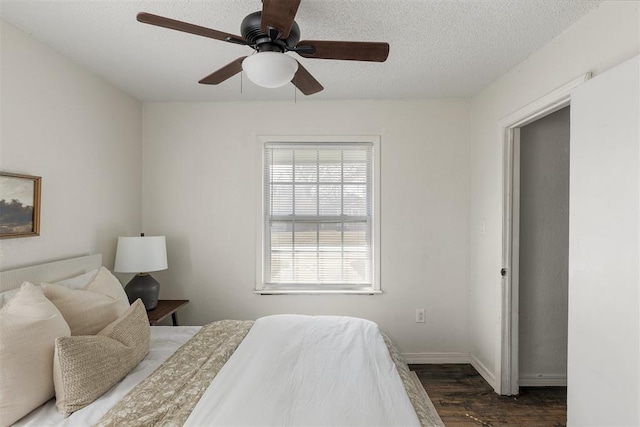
[114,234,167,310]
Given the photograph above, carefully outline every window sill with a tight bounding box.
[254,289,382,295]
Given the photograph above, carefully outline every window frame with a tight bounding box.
[255,135,381,295]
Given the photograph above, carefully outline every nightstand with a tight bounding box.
[146,300,189,326]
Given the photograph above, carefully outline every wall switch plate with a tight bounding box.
[416,308,426,323]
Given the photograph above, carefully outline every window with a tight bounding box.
[257,136,380,294]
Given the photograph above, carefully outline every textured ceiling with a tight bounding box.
[0,0,602,102]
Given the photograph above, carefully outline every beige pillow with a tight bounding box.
[0,283,71,426]
[43,267,130,335]
[53,299,150,416]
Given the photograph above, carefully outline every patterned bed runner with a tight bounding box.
[96,321,442,427]
[383,334,446,427]
[95,320,253,427]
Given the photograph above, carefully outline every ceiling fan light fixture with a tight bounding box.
[242,52,298,88]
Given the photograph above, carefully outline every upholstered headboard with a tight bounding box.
[0,254,102,293]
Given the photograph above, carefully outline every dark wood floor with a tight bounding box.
[409,364,566,427]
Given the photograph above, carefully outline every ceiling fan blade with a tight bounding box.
[199,57,247,85]
[261,0,301,39]
[137,12,245,43]
[292,61,323,95]
[296,40,389,62]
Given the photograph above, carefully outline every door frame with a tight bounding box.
[496,72,591,396]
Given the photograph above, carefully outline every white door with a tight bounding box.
[567,55,639,427]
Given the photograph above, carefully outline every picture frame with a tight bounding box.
[0,172,41,239]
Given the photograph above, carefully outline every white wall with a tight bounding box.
[142,99,471,354]
[468,0,640,384]
[568,55,639,427]
[518,107,569,383]
[0,20,142,270]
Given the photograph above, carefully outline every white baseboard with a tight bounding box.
[519,375,567,387]
[404,352,500,392]
[470,353,497,390]
[404,354,563,388]
[402,352,470,364]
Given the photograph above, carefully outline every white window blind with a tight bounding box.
[262,142,375,290]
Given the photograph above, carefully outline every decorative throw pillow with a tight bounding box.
[43,267,129,335]
[53,299,150,416]
[0,283,71,426]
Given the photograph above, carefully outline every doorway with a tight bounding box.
[496,73,590,396]
[517,107,569,388]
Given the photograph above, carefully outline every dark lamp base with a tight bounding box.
[125,273,160,311]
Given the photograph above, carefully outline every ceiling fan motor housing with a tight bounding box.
[241,11,300,52]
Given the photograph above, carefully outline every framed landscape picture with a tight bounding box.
[0,172,41,239]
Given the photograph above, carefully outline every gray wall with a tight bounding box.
[518,106,570,382]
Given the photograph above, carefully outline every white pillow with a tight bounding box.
[0,288,20,309]
[43,267,130,336]
[0,269,99,309]
[0,282,71,426]
[52,268,99,290]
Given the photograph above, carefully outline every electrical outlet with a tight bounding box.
[415,308,426,323]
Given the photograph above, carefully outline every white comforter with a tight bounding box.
[185,314,420,427]
[15,316,419,427]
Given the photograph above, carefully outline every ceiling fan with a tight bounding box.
[137,0,390,95]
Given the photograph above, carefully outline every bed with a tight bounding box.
[0,255,444,427]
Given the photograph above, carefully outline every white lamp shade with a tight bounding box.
[114,236,168,273]
[242,52,299,88]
